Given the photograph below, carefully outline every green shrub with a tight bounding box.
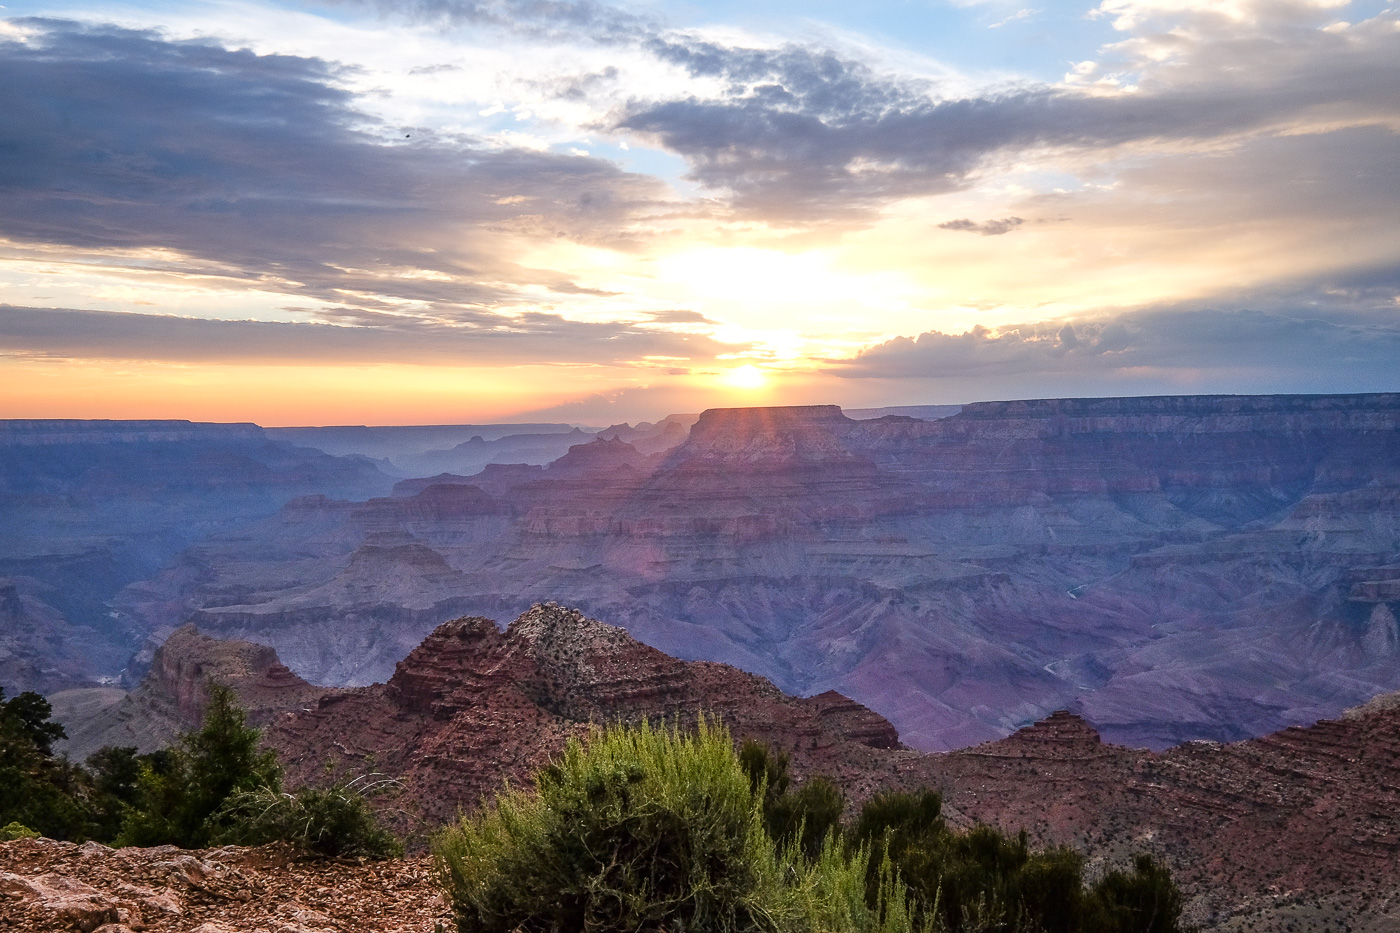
[117,683,282,848]
[848,790,1189,933]
[215,775,404,858]
[1,821,40,840]
[433,718,914,933]
[1084,854,1185,933]
[739,740,845,862]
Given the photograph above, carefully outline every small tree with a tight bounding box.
[118,683,282,848]
[739,739,844,862]
[0,687,95,839]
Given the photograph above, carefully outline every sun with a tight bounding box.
[723,364,768,390]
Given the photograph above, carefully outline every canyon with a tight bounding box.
[50,607,1400,932]
[0,420,393,695]
[91,393,1400,751]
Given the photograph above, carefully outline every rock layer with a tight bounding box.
[60,612,1400,932]
[58,626,342,761]
[266,604,903,827]
[121,393,1400,750]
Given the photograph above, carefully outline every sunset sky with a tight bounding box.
[1,0,1397,424]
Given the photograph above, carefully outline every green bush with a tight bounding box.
[739,740,845,862]
[0,687,96,840]
[848,789,1188,933]
[1,821,40,840]
[215,775,404,859]
[1084,854,1185,933]
[117,683,283,848]
[433,718,915,933]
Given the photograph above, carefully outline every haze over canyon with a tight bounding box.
[5,392,1399,752]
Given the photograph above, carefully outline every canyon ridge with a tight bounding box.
[43,606,1400,933]
[59,392,1400,751]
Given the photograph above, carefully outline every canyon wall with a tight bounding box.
[71,612,1400,931]
[0,420,394,691]
[111,393,1400,751]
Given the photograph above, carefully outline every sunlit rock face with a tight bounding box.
[264,604,902,828]
[112,393,1400,751]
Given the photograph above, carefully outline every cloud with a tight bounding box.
[615,6,1399,222]
[349,0,653,44]
[938,217,1024,236]
[831,299,1400,397]
[0,304,735,365]
[988,9,1037,29]
[0,18,669,311]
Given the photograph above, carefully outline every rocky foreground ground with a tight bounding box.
[0,838,450,933]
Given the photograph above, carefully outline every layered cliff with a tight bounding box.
[119,393,1400,751]
[57,625,341,760]
[1,420,395,691]
[266,604,902,827]
[57,611,1400,931]
[914,704,1400,928]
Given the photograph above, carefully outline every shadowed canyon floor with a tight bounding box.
[105,393,1400,750]
[41,607,1400,932]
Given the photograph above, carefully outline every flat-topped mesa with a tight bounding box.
[952,393,1400,435]
[970,710,1111,759]
[352,483,506,530]
[679,405,864,463]
[151,625,304,723]
[0,419,266,446]
[59,625,339,760]
[545,436,650,478]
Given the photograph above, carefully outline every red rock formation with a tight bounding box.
[59,609,1400,930]
[905,705,1400,927]
[266,604,903,827]
[59,626,342,760]
[116,393,1400,752]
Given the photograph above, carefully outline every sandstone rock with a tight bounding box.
[116,881,182,916]
[266,604,904,828]
[0,837,452,933]
[60,627,348,760]
[2,871,121,932]
[115,393,1400,752]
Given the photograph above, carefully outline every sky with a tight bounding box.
[0,0,1397,424]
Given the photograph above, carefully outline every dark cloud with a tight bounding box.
[616,11,1400,221]
[938,217,1024,236]
[830,299,1400,397]
[349,0,652,43]
[0,19,667,310]
[0,304,734,365]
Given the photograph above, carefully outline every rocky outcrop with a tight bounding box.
[266,604,904,827]
[0,838,449,933]
[32,607,1400,931]
[902,703,1400,929]
[58,626,341,761]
